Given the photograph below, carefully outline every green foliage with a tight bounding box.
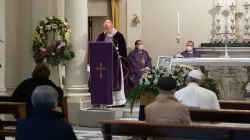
[201,78,220,99]
[127,65,220,113]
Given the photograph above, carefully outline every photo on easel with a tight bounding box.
[157,56,172,70]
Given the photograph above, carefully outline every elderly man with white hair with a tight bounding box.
[94,20,129,107]
[16,86,77,140]
[174,70,220,110]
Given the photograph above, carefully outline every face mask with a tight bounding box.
[186,46,193,52]
[138,45,143,50]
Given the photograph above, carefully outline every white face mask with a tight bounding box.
[138,45,143,50]
[186,46,193,52]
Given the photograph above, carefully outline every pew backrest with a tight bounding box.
[0,102,26,118]
[100,120,250,140]
[189,109,250,123]
[219,100,250,110]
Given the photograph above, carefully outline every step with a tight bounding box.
[123,107,139,118]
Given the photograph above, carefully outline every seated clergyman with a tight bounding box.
[128,39,152,85]
[16,86,77,140]
[180,41,204,72]
[174,70,220,110]
[145,77,191,123]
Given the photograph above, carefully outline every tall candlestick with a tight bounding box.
[177,13,180,34]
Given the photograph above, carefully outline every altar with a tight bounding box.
[172,47,250,100]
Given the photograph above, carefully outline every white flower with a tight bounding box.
[153,79,158,85]
[58,42,65,49]
[52,52,55,55]
[58,16,64,22]
[45,19,48,24]
[40,30,44,34]
[40,47,46,52]
[50,17,53,20]
[67,29,71,33]
[38,26,43,29]
[147,75,153,79]
[172,75,177,79]
[65,32,70,42]
[144,79,150,85]
[38,38,42,43]
[43,58,47,62]
[64,22,68,26]
[45,25,51,30]
[139,79,143,85]
[52,24,58,29]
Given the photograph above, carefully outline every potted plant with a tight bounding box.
[127,64,219,112]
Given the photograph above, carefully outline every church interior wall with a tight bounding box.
[141,0,245,66]
[0,0,6,94]
[5,0,19,90]
[141,0,215,66]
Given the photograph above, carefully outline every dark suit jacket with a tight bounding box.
[16,106,77,140]
[10,78,64,117]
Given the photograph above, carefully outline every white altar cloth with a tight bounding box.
[172,58,250,66]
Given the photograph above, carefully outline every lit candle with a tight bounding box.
[232,0,235,5]
[246,0,248,4]
[177,13,180,34]
[217,0,219,6]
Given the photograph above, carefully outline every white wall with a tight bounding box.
[0,0,6,93]
[5,0,19,89]
[142,0,216,65]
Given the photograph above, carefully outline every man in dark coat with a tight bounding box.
[16,85,77,140]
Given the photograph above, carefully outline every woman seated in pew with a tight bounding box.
[10,63,64,118]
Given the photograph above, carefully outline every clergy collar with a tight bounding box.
[188,83,199,86]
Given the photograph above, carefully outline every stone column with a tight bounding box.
[0,0,6,95]
[65,0,90,124]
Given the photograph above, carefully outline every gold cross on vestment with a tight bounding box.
[96,63,106,78]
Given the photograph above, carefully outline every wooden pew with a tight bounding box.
[189,109,250,123]
[0,102,26,137]
[100,120,250,140]
[219,100,250,110]
[0,96,69,123]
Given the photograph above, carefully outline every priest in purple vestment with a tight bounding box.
[181,41,204,73]
[128,40,152,85]
[96,20,129,106]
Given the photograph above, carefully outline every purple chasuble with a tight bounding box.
[97,32,129,91]
[180,49,204,73]
[128,48,152,84]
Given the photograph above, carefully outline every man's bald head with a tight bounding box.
[103,20,113,34]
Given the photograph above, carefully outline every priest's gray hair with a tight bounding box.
[187,40,194,47]
[31,85,58,108]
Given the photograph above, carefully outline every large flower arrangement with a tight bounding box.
[128,64,219,111]
[32,16,74,66]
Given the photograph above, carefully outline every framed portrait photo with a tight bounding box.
[157,56,173,70]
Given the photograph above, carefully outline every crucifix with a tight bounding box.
[96,63,106,78]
